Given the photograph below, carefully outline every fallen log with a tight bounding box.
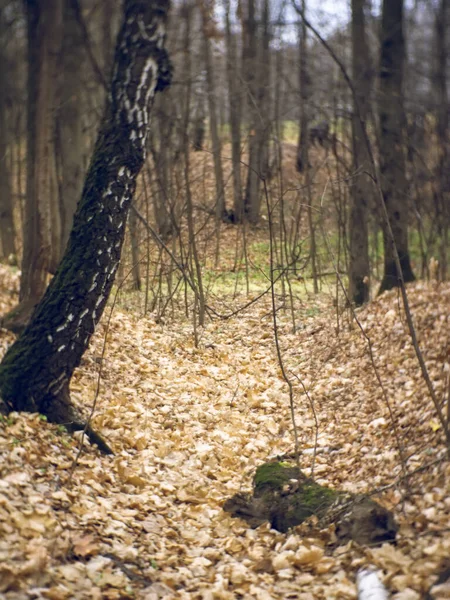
[223,461,398,546]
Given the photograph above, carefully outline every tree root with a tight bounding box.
[43,390,114,455]
[66,421,114,455]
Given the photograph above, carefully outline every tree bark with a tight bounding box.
[243,0,270,224]
[55,0,86,258]
[0,3,16,260]
[242,0,258,223]
[149,105,174,240]
[0,0,172,452]
[200,0,226,221]
[296,1,309,174]
[378,0,415,294]
[225,0,243,221]
[433,0,449,280]
[348,0,372,305]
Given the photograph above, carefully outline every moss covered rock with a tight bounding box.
[224,461,398,546]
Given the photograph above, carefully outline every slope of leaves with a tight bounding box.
[0,262,449,599]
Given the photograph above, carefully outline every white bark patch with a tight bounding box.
[47,335,53,343]
[56,312,74,333]
[47,373,66,396]
[57,345,66,353]
[75,308,89,337]
[104,185,113,197]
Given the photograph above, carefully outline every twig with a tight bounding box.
[290,371,319,477]
[264,179,300,468]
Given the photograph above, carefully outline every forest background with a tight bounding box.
[0,0,449,598]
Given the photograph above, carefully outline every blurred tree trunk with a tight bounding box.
[0,2,16,260]
[150,100,174,240]
[243,0,270,224]
[242,0,258,222]
[0,0,171,451]
[192,93,205,151]
[225,0,243,221]
[2,0,62,332]
[55,0,86,258]
[296,1,309,174]
[200,0,225,221]
[434,0,449,280]
[295,1,318,293]
[348,0,371,305]
[378,0,415,293]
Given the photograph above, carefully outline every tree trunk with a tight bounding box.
[243,0,270,224]
[295,2,318,293]
[348,0,371,305]
[378,0,415,294]
[200,0,226,221]
[433,0,449,280]
[225,0,243,221]
[0,0,172,452]
[1,0,62,332]
[0,3,16,260]
[242,0,259,223]
[149,106,174,240]
[55,0,86,258]
[296,1,309,174]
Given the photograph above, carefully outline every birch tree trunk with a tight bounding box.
[378,0,415,293]
[0,0,172,452]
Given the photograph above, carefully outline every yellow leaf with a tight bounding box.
[429,419,441,432]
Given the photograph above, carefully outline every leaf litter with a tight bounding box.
[0,263,449,599]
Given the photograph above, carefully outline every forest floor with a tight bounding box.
[0,262,450,599]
